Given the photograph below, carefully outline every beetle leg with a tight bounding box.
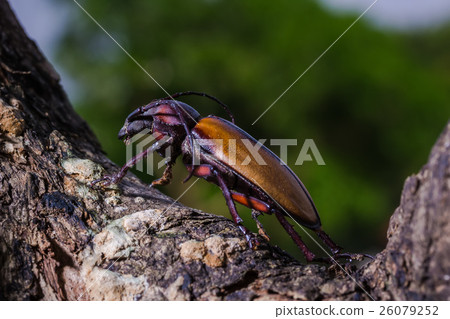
[274,210,316,262]
[213,170,259,249]
[313,252,374,264]
[315,228,342,255]
[150,158,175,187]
[251,210,270,241]
[313,229,373,263]
[90,137,173,188]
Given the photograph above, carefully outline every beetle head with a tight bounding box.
[118,118,153,145]
[117,99,201,145]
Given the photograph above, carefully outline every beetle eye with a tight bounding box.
[118,124,128,140]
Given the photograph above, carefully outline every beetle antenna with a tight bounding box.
[167,91,235,124]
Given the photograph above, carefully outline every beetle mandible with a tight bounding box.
[91,92,369,262]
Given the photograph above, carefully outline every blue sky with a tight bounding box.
[320,0,450,30]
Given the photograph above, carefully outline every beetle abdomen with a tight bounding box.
[192,116,321,229]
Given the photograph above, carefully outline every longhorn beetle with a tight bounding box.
[91,92,370,262]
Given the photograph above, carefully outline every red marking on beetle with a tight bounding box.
[194,165,211,177]
[152,128,165,140]
[232,193,270,213]
[152,104,181,125]
[155,104,176,115]
[155,114,179,125]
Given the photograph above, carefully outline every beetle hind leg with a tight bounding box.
[315,229,374,262]
[315,228,342,255]
[274,211,316,262]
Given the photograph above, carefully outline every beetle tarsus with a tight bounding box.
[315,228,343,255]
[151,160,175,187]
[251,210,270,241]
[313,252,373,264]
[312,229,372,263]
[240,226,260,249]
[89,175,117,188]
[333,252,373,261]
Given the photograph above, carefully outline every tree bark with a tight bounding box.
[0,0,449,301]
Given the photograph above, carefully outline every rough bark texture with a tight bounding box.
[0,0,449,301]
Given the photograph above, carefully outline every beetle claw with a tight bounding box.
[89,176,108,188]
[245,233,260,250]
[333,252,374,262]
[313,252,373,264]
[237,225,260,249]
[89,175,117,189]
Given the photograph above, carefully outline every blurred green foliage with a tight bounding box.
[55,0,450,260]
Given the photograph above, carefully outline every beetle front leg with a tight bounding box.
[90,137,173,188]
